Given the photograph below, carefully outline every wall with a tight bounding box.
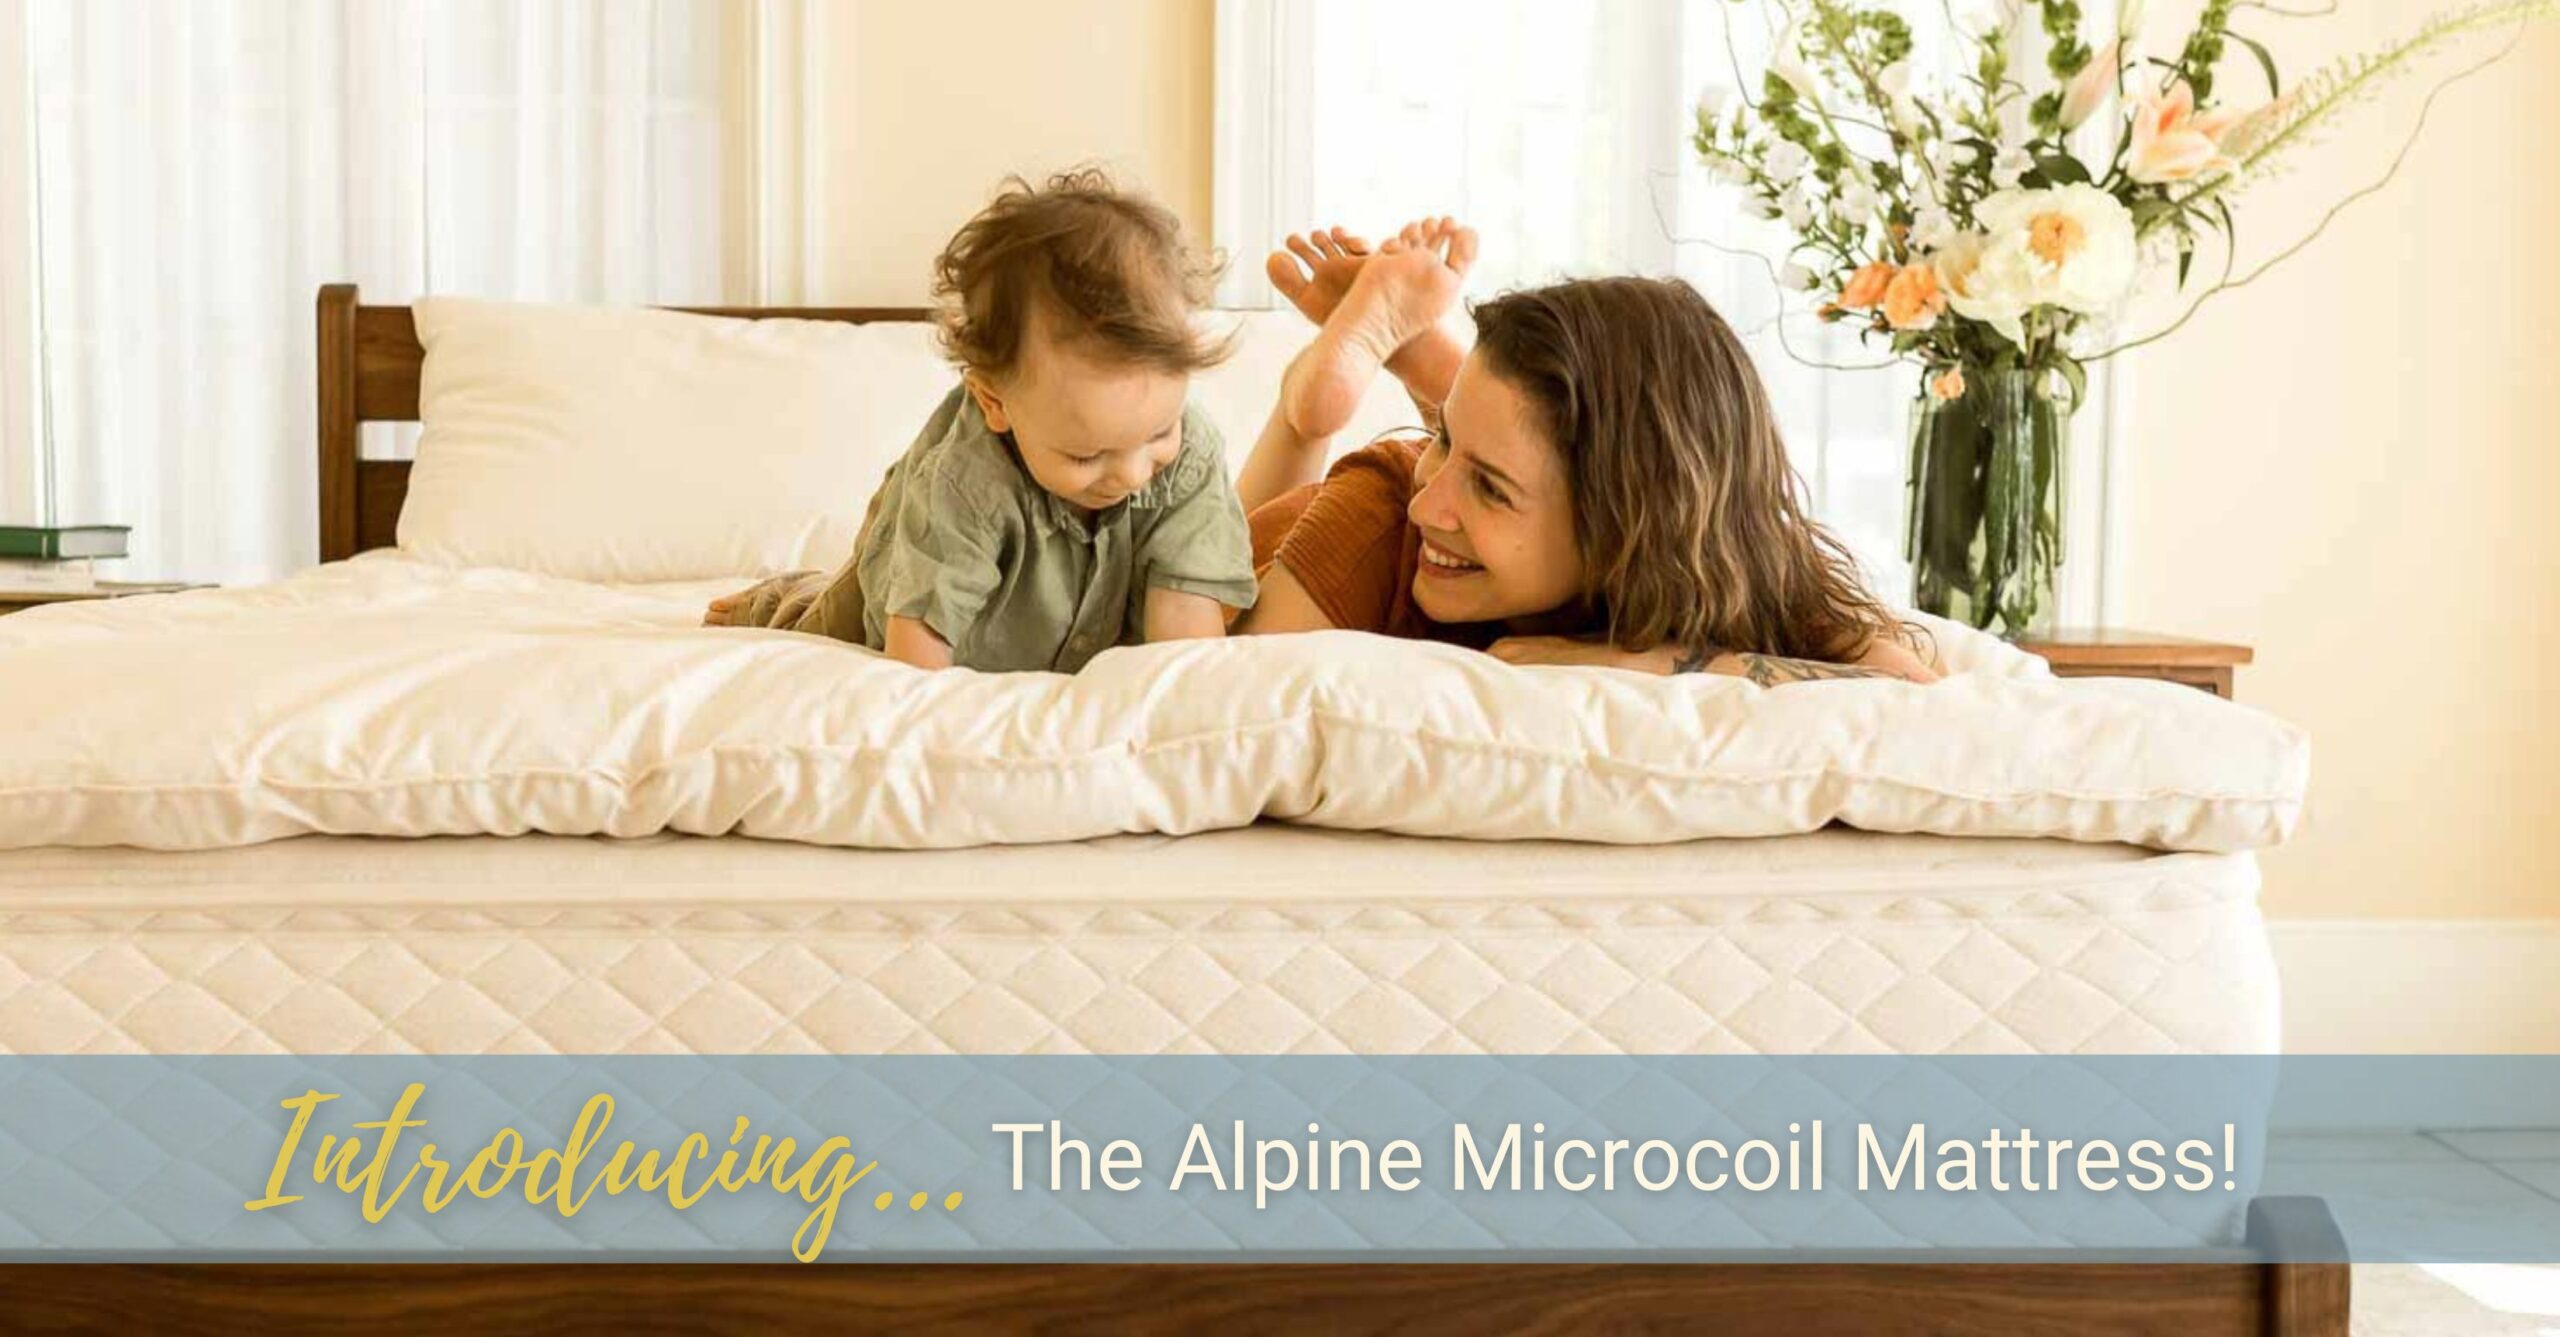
[805,0,1215,304]
[2114,7,2560,920]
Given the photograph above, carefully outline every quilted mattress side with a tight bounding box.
[0,839,2277,1056]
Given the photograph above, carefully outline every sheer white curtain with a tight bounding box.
[0,0,41,526]
[20,0,735,584]
[1214,0,2113,614]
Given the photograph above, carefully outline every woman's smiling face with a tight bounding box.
[1404,351,1587,627]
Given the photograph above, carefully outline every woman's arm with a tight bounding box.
[1486,636,1936,684]
[1851,633,1941,682]
[1229,562,1340,635]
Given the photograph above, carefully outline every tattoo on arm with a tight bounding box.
[1733,653,1898,687]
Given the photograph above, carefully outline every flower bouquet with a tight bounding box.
[1694,0,2554,636]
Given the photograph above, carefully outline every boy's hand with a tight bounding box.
[702,571,824,629]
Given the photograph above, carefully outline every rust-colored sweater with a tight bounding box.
[1245,434,1495,650]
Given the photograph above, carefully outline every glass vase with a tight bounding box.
[1903,366,2067,640]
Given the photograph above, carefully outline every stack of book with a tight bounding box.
[0,525,131,594]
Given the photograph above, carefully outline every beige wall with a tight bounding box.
[801,1,2560,920]
[806,0,1214,304]
[2115,9,2560,919]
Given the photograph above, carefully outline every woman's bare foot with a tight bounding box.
[1280,218,1479,440]
[1266,226,1374,325]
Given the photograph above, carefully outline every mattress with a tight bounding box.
[0,823,2278,1056]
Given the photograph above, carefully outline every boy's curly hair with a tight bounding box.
[932,167,1230,381]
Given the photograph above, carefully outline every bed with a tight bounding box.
[0,287,2340,1334]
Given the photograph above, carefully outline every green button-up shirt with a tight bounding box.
[730,386,1257,673]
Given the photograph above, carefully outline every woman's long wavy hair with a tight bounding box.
[1470,277,1904,664]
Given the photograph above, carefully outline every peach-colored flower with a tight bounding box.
[2059,40,2121,131]
[1838,261,1896,310]
[1930,366,1967,401]
[2127,80,2244,184]
[1882,263,1946,331]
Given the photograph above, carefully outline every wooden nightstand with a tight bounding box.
[0,581,208,616]
[2017,628,2254,699]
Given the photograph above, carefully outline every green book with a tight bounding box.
[0,525,131,560]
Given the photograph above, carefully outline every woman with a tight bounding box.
[1235,218,1935,684]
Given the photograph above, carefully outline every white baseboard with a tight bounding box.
[2270,919,2560,1053]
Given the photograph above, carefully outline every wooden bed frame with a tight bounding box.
[300,283,2349,1335]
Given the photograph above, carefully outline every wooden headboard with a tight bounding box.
[314,284,935,560]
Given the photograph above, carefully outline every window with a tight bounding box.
[7,1,742,583]
[1215,0,2116,619]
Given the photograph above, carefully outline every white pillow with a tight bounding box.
[401,298,952,582]
[399,300,1427,583]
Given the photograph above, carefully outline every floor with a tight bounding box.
[2266,1129,2560,1336]
[2353,1266,2560,1336]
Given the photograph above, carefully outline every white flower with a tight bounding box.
[1925,140,1976,179]
[1746,195,1784,221]
[1991,146,2035,189]
[1972,183,2141,314]
[1833,176,1880,225]
[1877,60,1913,98]
[1956,0,2018,39]
[1889,90,1927,139]
[1764,139,1813,181]
[1933,232,2032,346]
[1770,22,1827,108]
[2118,0,2149,40]
[1707,154,1755,185]
[1780,262,1822,291]
[1780,186,1819,229]
[1911,204,1958,250]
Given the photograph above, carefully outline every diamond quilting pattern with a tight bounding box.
[0,863,2275,1056]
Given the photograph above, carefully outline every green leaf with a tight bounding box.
[2033,153,2091,185]
[2229,32,2282,97]
[2176,244,2195,289]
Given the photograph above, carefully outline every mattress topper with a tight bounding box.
[0,822,2200,912]
[0,555,2310,854]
